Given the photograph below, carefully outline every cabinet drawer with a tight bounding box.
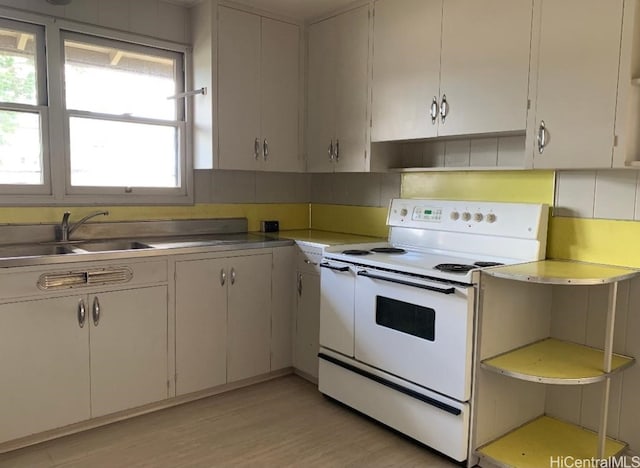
[0,259,168,300]
[296,246,323,274]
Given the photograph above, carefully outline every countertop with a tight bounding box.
[0,229,385,269]
[270,229,384,247]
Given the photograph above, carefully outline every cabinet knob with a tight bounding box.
[254,138,260,160]
[263,139,269,161]
[537,120,547,154]
[328,140,334,161]
[430,97,438,124]
[440,94,449,124]
[77,299,86,328]
[220,268,226,286]
[230,267,236,285]
[92,296,101,327]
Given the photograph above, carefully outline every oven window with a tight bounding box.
[375,296,435,341]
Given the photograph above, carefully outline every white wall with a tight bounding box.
[0,0,189,44]
[555,170,640,220]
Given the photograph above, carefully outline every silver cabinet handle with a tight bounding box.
[92,296,100,327]
[78,299,86,328]
[304,259,317,266]
[230,267,236,285]
[430,96,438,124]
[328,140,334,161]
[263,139,269,161]
[220,268,226,286]
[297,273,302,297]
[254,138,260,160]
[537,120,547,154]
[440,94,449,124]
[335,138,340,161]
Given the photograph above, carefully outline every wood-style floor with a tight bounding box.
[0,375,459,467]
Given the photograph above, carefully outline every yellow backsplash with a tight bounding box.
[402,170,555,204]
[0,203,310,233]
[311,204,389,238]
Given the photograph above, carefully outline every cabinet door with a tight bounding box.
[307,17,337,173]
[90,286,168,417]
[532,0,623,169]
[175,258,228,395]
[218,6,261,170]
[334,5,371,172]
[439,0,532,136]
[271,247,295,370]
[227,254,272,382]
[0,296,90,443]
[371,0,442,142]
[261,18,300,172]
[295,271,321,379]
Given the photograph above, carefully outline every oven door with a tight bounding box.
[354,268,474,401]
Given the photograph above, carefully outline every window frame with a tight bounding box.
[0,8,194,205]
[0,16,51,196]
[61,30,189,199]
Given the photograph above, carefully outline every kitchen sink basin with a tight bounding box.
[75,240,154,252]
[0,244,82,258]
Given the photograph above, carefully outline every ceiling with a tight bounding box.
[167,0,358,21]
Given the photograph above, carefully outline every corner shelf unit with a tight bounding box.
[473,260,639,467]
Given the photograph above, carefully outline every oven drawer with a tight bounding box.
[319,354,470,462]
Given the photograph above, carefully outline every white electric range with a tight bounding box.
[317,198,549,464]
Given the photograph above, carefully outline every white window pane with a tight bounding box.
[0,110,42,184]
[69,117,179,188]
[64,40,177,120]
[0,27,38,105]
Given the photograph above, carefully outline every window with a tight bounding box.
[0,18,47,187]
[62,32,186,192]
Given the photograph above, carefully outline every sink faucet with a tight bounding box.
[59,210,109,241]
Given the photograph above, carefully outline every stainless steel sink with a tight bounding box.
[0,244,82,258]
[145,240,236,249]
[76,240,154,252]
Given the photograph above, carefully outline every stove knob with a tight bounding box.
[400,208,408,217]
[474,213,484,222]
[461,212,471,222]
[450,211,460,221]
[486,213,497,223]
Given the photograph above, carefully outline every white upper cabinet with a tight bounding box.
[307,5,370,173]
[194,4,301,171]
[439,0,532,137]
[529,0,624,169]
[371,0,533,142]
[260,17,301,172]
[371,0,441,142]
[218,7,262,171]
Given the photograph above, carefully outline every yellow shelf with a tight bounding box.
[481,338,634,384]
[477,416,626,468]
[484,260,639,285]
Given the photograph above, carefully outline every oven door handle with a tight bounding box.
[357,270,456,295]
[320,262,350,272]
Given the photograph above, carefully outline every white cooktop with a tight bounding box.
[323,242,523,284]
[322,198,549,283]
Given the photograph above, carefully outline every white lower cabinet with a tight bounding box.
[175,257,228,395]
[0,296,90,443]
[294,245,323,380]
[0,283,168,444]
[227,254,272,382]
[89,286,169,417]
[175,251,274,394]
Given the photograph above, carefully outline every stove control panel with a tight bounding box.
[412,206,442,222]
[387,198,548,239]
